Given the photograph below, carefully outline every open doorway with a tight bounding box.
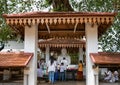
[37,42,86,84]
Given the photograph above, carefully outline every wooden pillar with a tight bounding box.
[24,24,38,85]
[85,23,98,85]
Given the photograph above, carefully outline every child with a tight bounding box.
[60,62,66,81]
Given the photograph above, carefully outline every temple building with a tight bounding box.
[1,11,119,85]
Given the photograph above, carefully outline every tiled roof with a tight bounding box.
[2,11,117,40]
[90,52,120,65]
[3,12,117,18]
[0,52,33,68]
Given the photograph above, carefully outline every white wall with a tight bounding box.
[2,41,24,51]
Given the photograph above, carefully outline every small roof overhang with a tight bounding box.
[90,52,120,68]
[0,52,33,68]
[38,38,85,48]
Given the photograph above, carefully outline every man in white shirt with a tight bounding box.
[60,57,68,80]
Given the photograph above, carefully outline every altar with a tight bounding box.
[66,65,78,80]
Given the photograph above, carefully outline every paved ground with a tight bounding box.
[0,80,119,85]
[38,81,120,85]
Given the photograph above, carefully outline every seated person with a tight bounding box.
[114,70,119,82]
[104,70,112,82]
[104,69,115,83]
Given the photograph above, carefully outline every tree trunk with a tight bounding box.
[52,0,74,11]
[0,43,4,51]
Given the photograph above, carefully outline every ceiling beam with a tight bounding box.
[46,23,50,33]
[38,31,85,39]
[38,31,85,33]
[74,23,78,33]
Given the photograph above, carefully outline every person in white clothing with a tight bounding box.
[61,58,68,69]
[60,57,68,80]
[104,69,116,83]
[60,62,66,81]
[104,70,112,82]
[114,70,119,82]
[47,56,56,84]
[37,65,43,78]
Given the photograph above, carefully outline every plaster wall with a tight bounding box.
[3,41,24,51]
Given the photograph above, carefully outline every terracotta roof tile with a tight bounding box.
[3,11,117,18]
[0,52,33,68]
[90,52,120,65]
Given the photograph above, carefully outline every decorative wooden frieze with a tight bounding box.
[49,18,53,24]
[41,18,44,24]
[39,43,84,48]
[6,16,114,25]
[58,18,61,24]
[67,18,70,24]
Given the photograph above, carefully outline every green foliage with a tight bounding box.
[44,0,74,11]
[0,0,46,44]
[97,0,120,52]
[70,0,120,52]
[99,12,120,52]
[70,0,114,12]
[69,53,79,64]
[0,0,16,44]
[45,0,52,6]
[0,27,13,42]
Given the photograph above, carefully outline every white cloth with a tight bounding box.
[37,68,43,77]
[110,73,115,83]
[61,59,68,70]
[114,71,119,81]
[57,55,71,65]
[104,71,112,81]
[47,60,56,72]
[104,70,116,83]
[60,65,66,72]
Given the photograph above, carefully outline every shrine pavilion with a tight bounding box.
[1,12,119,85]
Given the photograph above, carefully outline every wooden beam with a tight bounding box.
[46,23,50,33]
[38,31,85,39]
[74,23,78,33]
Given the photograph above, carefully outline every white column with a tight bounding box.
[85,23,98,85]
[24,24,38,85]
[24,68,29,85]
[94,66,99,85]
[46,46,50,63]
[79,47,83,61]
